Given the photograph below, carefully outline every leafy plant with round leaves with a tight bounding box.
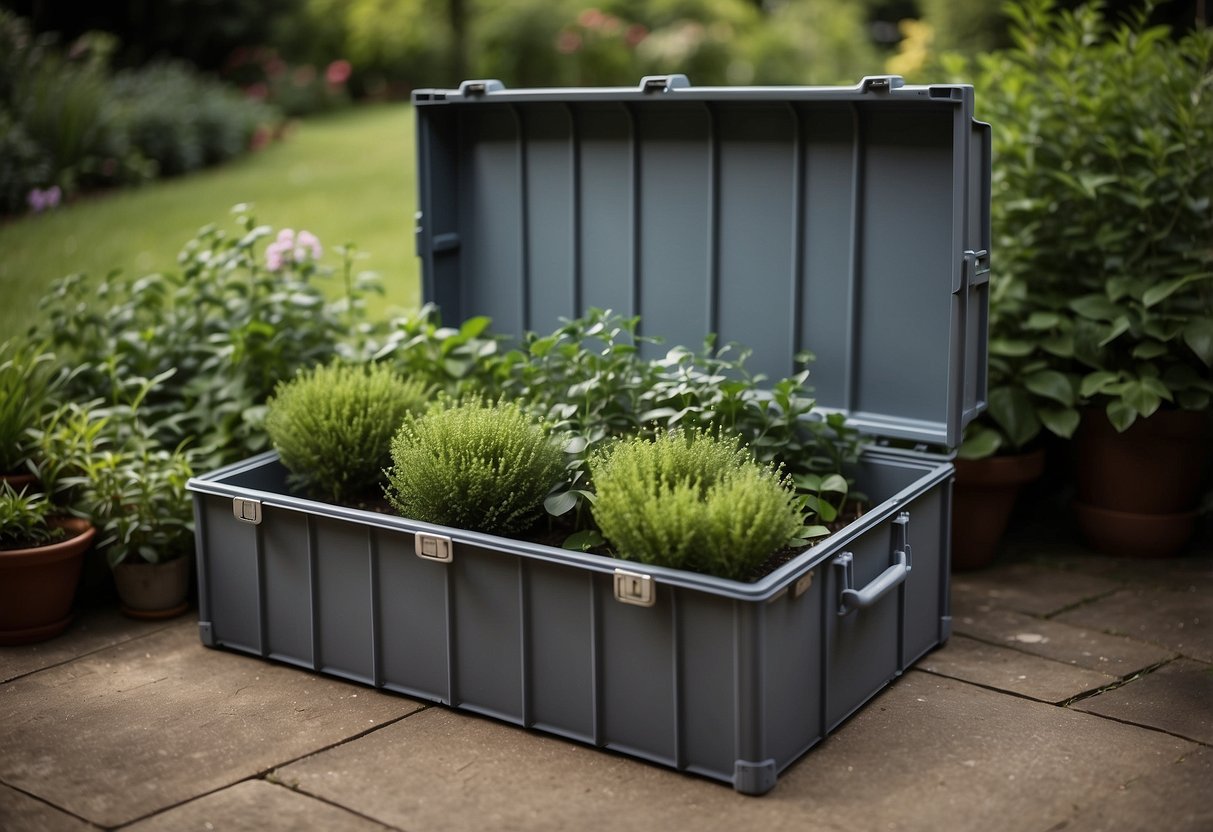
[954,0,1212,454]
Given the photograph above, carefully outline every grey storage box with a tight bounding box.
[188,74,990,795]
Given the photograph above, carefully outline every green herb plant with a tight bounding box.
[0,339,60,474]
[589,431,812,580]
[31,375,196,567]
[266,362,430,503]
[385,399,566,535]
[0,483,67,549]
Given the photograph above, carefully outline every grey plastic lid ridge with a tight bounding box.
[413,75,991,447]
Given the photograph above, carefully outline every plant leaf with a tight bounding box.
[1080,371,1120,399]
[1070,295,1120,321]
[1024,370,1075,406]
[544,491,579,517]
[958,423,1003,459]
[1106,400,1136,433]
[1038,406,1080,439]
[819,473,848,494]
[987,386,1041,451]
[1183,317,1213,367]
[562,529,605,551]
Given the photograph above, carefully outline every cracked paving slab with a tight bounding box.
[951,563,1122,618]
[0,620,422,828]
[920,634,1118,703]
[121,779,393,832]
[1071,658,1213,745]
[0,606,176,684]
[952,598,1176,676]
[1054,584,1212,664]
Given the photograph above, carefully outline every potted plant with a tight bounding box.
[955,0,1213,558]
[76,441,197,618]
[35,393,198,618]
[0,339,59,490]
[0,483,96,644]
[950,262,1080,569]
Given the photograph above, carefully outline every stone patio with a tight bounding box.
[2,518,1210,831]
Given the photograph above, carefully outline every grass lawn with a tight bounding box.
[0,104,420,339]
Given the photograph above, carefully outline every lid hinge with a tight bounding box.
[640,74,691,94]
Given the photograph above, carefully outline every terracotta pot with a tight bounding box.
[112,555,191,619]
[1072,501,1198,559]
[0,518,95,645]
[0,471,39,492]
[1075,408,1210,514]
[1074,408,1210,557]
[950,449,1046,570]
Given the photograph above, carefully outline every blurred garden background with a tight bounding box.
[2,0,1209,336]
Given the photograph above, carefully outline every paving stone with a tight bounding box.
[0,606,175,684]
[1022,549,1213,593]
[952,600,1175,676]
[0,784,92,832]
[274,671,1193,832]
[1051,748,1213,832]
[1055,585,1212,663]
[952,563,1122,618]
[122,779,391,832]
[0,621,422,828]
[1072,659,1213,744]
[920,635,1117,703]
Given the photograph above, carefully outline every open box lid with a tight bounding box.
[412,75,990,448]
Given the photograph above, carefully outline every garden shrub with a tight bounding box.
[589,431,805,580]
[942,0,1213,447]
[267,362,430,503]
[108,62,275,176]
[0,11,277,214]
[39,208,373,468]
[385,399,565,535]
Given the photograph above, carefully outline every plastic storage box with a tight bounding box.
[188,74,990,795]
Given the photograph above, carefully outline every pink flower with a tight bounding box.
[26,186,61,213]
[265,57,287,78]
[578,8,604,28]
[325,59,352,86]
[266,242,287,272]
[266,229,321,271]
[296,230,322,260]
[556,29,582,54]
[625,24,648,47]
[245,82,269,100]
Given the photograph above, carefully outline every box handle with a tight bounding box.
[833,512,912,615]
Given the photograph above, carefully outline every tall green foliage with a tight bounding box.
[958,0,1213,454]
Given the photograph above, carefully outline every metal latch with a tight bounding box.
[614,568,656,607]
[232,498,261,525]
[415,532,453,563]
[958,249,990,293]
[640,74,690,94]
[457,79,504,97]
[860,75,905,93]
